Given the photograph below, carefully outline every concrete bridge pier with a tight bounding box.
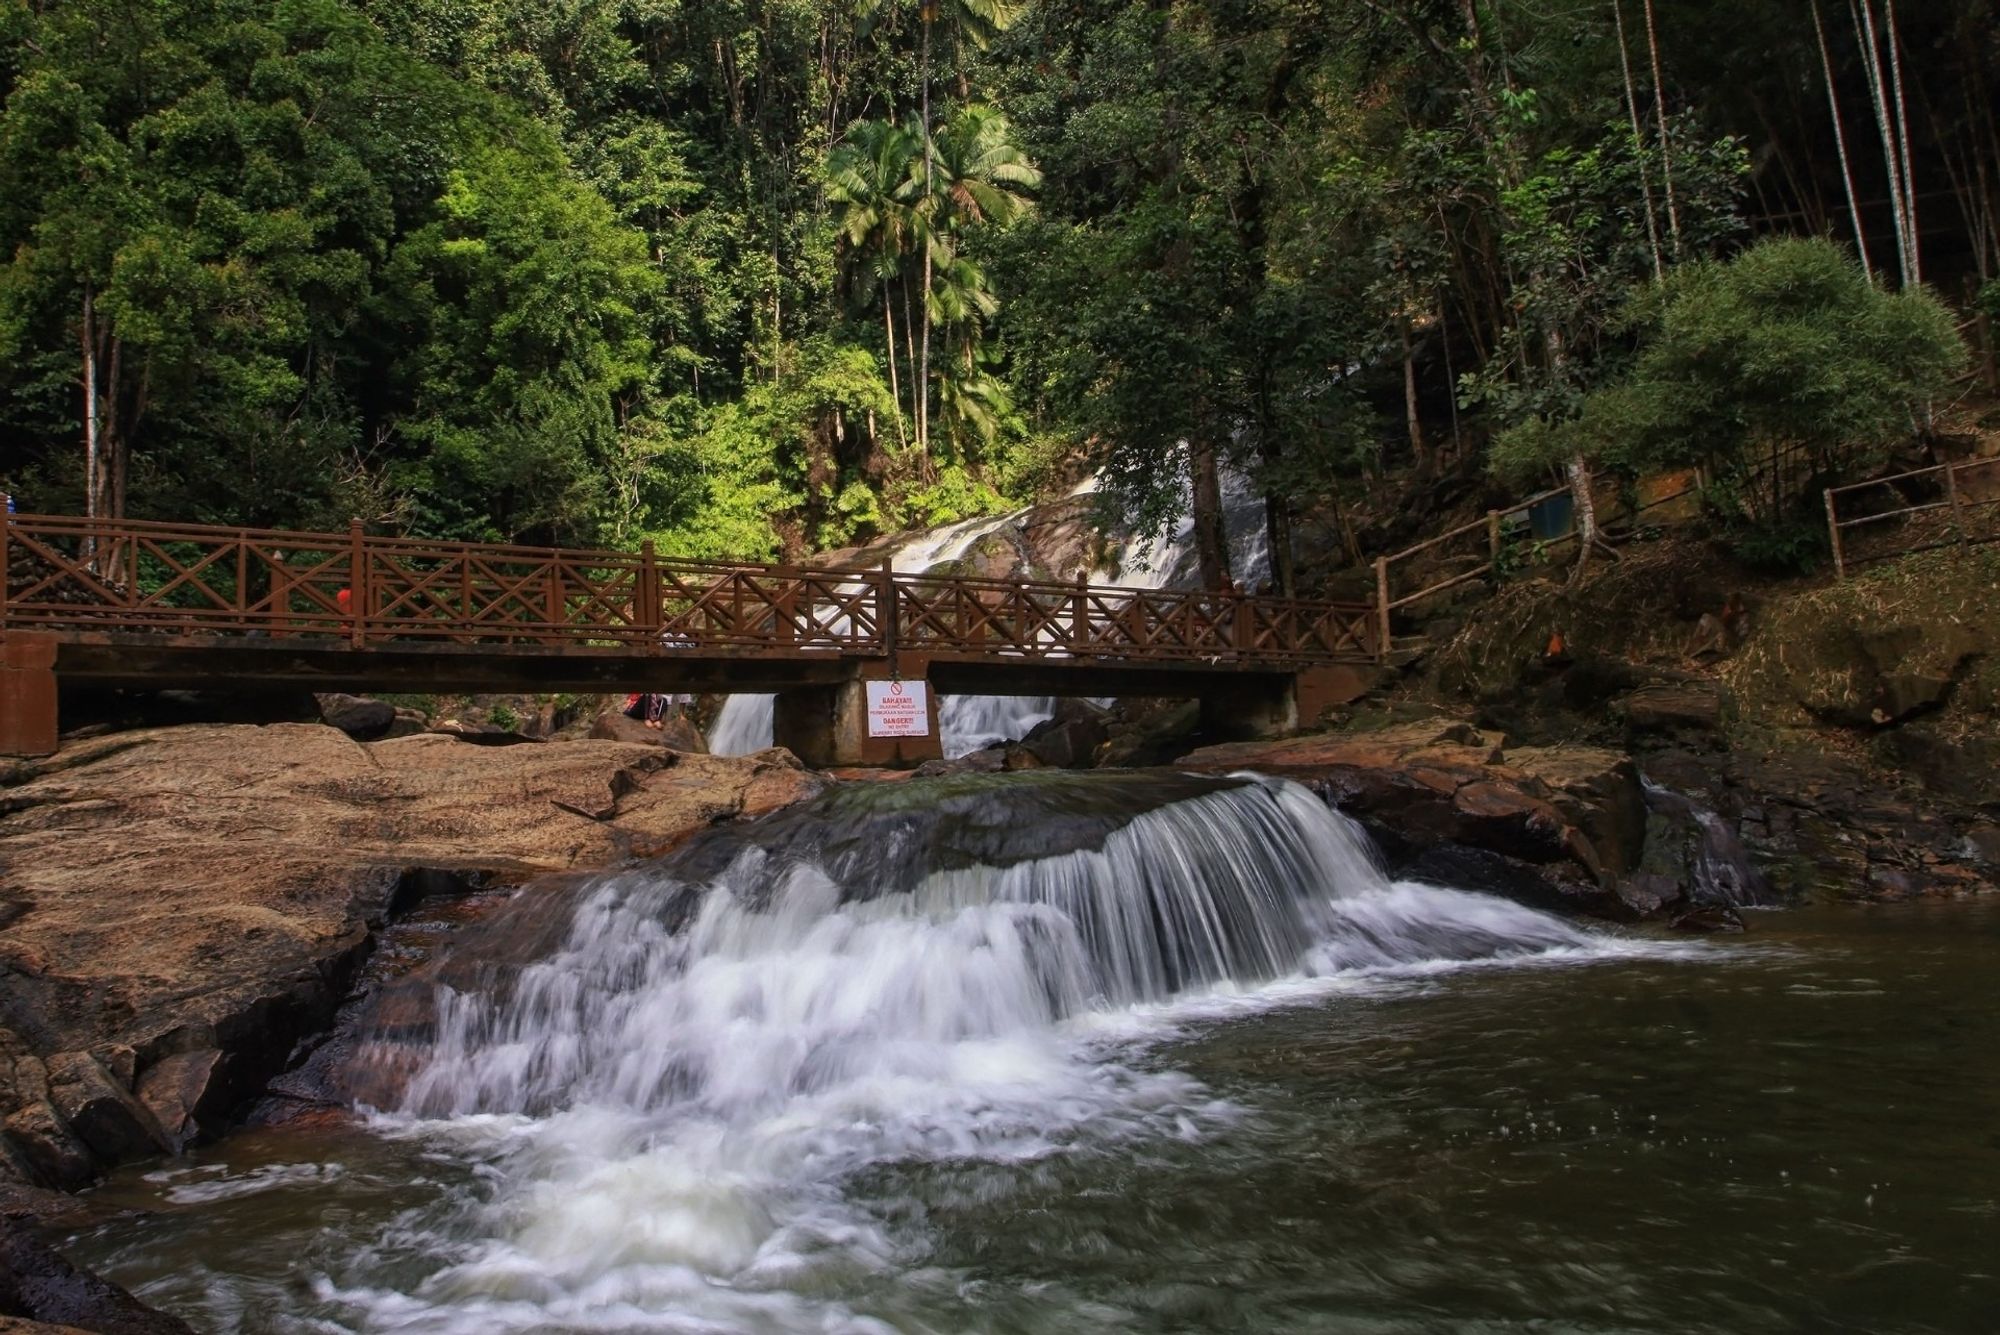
[772,661,944,770]
[1197,665,1382,745]
[0,632,60,758]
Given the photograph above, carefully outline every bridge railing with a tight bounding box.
[2,513,1379,666]
[890,573,1376,664]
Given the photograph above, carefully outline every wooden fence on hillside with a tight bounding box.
[1824,457,2000,575]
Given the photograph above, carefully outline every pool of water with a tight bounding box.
[71,898,1999,1334]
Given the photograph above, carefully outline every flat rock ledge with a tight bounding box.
[0,724,823,1195]
[1181,717,1678,924]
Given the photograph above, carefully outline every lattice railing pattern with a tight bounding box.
[2,514,1378,665]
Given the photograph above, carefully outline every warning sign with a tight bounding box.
[865,679,931,738]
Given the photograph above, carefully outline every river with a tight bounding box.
[68,773,1999,1334]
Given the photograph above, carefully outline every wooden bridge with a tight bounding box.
[0,514,1381,765]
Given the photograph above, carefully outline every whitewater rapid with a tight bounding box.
[216,774,1696,1333]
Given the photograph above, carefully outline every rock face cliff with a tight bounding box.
[0,725,822,1193]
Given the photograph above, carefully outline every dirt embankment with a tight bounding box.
[0,725,822,1199]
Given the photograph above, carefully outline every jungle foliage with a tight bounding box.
[1,0,1992,571]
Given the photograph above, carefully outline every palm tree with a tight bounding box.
[912,104,1039,454]
[925,103,1042,233]
[827,119,924,443]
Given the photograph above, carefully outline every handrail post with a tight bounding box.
[1945,461,1965,543]
[234,530,249,623]
[0,506,11,633]
[879,559,897,671]
[1374,555,1391,662]
[1072,571,1088,653]
[347,519,366,647]
[1823,488,1845,580]
[1486,509,1501,564]
[1232,589,1253,656]
[546,559,565,638]
[639,540,661,644]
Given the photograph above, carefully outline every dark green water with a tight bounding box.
[73,901,2000,1334]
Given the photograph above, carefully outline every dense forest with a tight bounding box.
[1,0,1993,582]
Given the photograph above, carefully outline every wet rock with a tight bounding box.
[1097,700,1200,769]
[1642,748,1989,904]
[0,1218,196,1333]
[1966,826,2000,870]
[42,1055,166,1166]
[1368,831,1637,923]
[1017,707,1110,770]
[1616,871,1686,918]
[1506,746,1647,878]
[913,747,1008,778]
[315,693,396,740]
[1637,781,1775,908]
[1621,682,1725,734]
[133,1051,225,1152]
[1670,904,1746,933]
[0,1104,90,1194]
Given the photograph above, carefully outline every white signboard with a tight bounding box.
[865,679,931,738]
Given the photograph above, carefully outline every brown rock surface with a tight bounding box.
[0,724,823,1190]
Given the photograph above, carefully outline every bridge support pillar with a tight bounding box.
[0,632,60,758]
[1292,665,1387,729]
[1199,667,1383,744]
[1197,674,1298,743]
[773,662,943,769]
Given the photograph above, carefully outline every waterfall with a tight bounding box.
[708,692,776,755]
[296,774,1686,1332]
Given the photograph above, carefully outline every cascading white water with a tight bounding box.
[330,774,1675,1332]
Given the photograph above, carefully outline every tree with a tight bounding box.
[826,117,924,442]
[375,144,666,543]
[1493,237,1967,553]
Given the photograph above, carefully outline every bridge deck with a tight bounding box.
[3,513,1380,689]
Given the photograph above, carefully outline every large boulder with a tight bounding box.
[1016,703,1111,770]
[587,708,708,754]
[0,724,824,1191]
[315,693,396,740]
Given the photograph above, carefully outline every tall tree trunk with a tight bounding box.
[1813,0,1874,278]
[1189,440,1232,593]
[901,276,918,400]
[1401,318,1426,468]
[1854,0,1913,285]
[1566,454,1600,585]
[1614,0,1666,281]
[1883,0,1919,285]
[81,287,99,531]
[883,294,906,448]
[1259,432,1296,596]
[1641,0,1683,258]
[103,334,123,521]
[1264,494,1295,597]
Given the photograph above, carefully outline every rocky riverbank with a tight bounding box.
[0,725,820,1202]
